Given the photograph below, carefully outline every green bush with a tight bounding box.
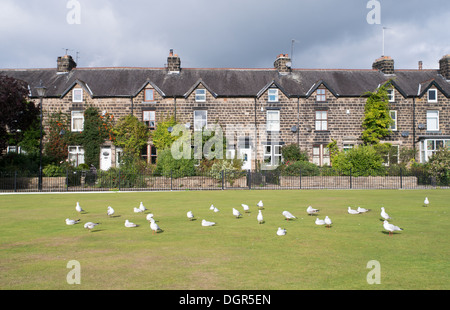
[331,144,384,176]
[281,144,308,162]
[278,160,320,176]
[154,149,196,177]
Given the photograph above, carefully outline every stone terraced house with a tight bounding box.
[1,51,449,171]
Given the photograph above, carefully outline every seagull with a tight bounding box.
[187,211,194,221]
[380,207,391,220]
[209,204,215,210]
[149,218,161,234]
[424,197,429,207]
[125,219,138,228]
[383,220,403,236]
[257,200,264,209]
[134,207,143,213]
[315,218,326,226]
[65,218,80,225]
[242,204,250,213]
[146,213,154,222]
[139,202,147,212]
[202,219,216,227]
[213,207,220,213]
[84,222,99,232]
[107,206,115,217]
[357,207,370,213]
[348,207,360,215]
[307,206,319,215]
[233,208,242,218]
[277,227,287,236]
[257,210,264,224]
[75,202,84,213]
[282,211,296,221]
[324,216,332,228]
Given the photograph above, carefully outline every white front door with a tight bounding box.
[100,146,112,171]
[239,148,252,170]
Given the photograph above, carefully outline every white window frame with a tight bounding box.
[195,89,206,102]
[143,110,156,130]
[316,89,326,102]
[266,110,280,131]
[68,146,85,167]
[193,110,207,131]
[268,89,279,102]
[389,110,397,131]
[72,88,83,103]
[144,89,154,102]
[315,110,328,131]
[71,111,84,132]
[426,110,439,131]
[421,139,450,163]
[264,144,282,166]
[427,89,438,103]
[387,89,395,102]
[312,145,330,166]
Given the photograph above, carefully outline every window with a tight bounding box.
[383,145,399,166]
[343,144,354,152]
[143,110,156,130]
[315,111,328,131]
[312,145,330,166]
[387,89,395,102]
[142,145,157,165]
[389,110,397,131]
[427,89,437,103]
[421,139,450,162]
[71,111,84,132]
[194,110,207,131]
[144,89,154,102]
[68,146,85,167]
[426,110,439,131]
[316,89,326,102]
[195,89,206,102]
[72,88,83,102]
[264,145,282,166]
[266,110,280,131]
[268,89,279,102]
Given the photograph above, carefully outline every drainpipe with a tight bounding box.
[254,97,258,172]
[412,96,416,159]
[297,96,300,146]
[130,96,134,116]
[174,96,177,122]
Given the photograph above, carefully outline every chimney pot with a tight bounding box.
[57,55,77,73]
[372,56,395,74]
[418,61,423,70]
[274,53,292,74]
[439,54,450,80]
[167,50,181,73]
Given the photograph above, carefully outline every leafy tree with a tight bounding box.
[361,82,393,145]
[331,144,384,175]
[427,148,450,185]
[151,115,178,151]
[0,75,40,153]
[281,143,309,162]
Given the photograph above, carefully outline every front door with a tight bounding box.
[100,146,112,171]
[239,148,252,170]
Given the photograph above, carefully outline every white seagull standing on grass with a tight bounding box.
[107,206,115,217]
[187,211,194,221]
[65,218,80,225]
[277,227,287,236]
[242,204,250,213]
[424,197,429,207]
[149,218,161,234]
[84,222,99,232]
[146,213,154,222]
[209,204,215,210]
[307,206,319,215]
[282,211,296,221]
[380,207,391,220]
[202,219,216,227]
[125,219,138,228]
[383,220,403,236]
[75,202,84,213]
[324,216,332,228]
[348,207,360,215]
[257,210,264,224]
[139,202,147,212]
[233,208,242,218]
[257,200,264,209]
[213,207,220,213]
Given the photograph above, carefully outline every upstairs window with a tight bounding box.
[316,89,326,102]
[72,88,83,102]
[387,89,395,102]
[195,89,206,102]
[144,89,154,102]
[427,89,437,103]
[71,111,84,132]
[268,89,279,102]
[143,110,156,130]
[266,110,280,131]
[194,110,207,131]
[389,110,397,131]
[315,111,328,131]
[426,110,439,131]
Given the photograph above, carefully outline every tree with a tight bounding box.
[0,75,40,153]
[361,82,393,145]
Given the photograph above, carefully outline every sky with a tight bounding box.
[0,0,449,70]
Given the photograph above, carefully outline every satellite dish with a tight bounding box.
[286,62,292,68]
[291,125,298,133]
[185,122,191,129]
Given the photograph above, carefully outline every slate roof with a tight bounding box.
[1,66,449,99]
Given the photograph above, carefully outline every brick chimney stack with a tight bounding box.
[372,56,395,74]
[274,54,292,74]
[439,54,450,80]
[57,54,77,73]
[167,49,181,73]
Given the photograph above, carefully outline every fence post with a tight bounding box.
[221,170,224,190]
[248,170,251,190]
[170,170,173,191]
[14,171,17,192]
[118,169,121,191]
[66,169,69,192]
[349,169,352,189]
[299,168,302,190]
[400,168,403,189]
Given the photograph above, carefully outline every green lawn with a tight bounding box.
[0,189,449,290]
